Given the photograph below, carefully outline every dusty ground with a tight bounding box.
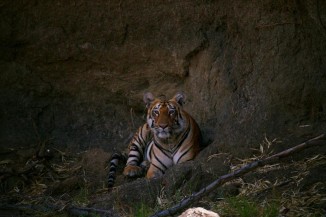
[0,134,325,216]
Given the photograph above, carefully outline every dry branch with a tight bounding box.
[150,134,325,217]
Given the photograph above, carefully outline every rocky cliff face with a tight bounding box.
[1,0,325,155]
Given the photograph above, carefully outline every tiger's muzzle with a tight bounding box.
[155,125,172,139]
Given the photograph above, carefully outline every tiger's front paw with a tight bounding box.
[123,165,144,177]
[146,165,164,179]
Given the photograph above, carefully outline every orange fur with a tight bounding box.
[108,92,202,188]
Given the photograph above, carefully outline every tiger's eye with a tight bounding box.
[152,110,159,116]
[169,110,176,116]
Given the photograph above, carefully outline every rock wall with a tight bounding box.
[1,0,325,155]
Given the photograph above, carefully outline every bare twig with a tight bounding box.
[151,134,325,217]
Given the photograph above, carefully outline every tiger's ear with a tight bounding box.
[172,92,185,106]
[143,92,155,108]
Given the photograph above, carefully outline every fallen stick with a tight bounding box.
[150,134,325,217]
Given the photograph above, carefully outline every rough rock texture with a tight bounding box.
[1,1,325,154]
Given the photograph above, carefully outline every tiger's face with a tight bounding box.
[144,92,185,140]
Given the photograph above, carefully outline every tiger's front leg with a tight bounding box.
[146,142,173,179]
[123,145,145,177]
[123,160,150,177]
[123,124,152,178]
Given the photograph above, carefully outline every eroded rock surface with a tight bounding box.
[1,0,325,155]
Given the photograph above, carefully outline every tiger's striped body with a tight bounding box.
[108,92,202,188]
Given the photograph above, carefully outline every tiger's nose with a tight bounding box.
[159,123,168,129]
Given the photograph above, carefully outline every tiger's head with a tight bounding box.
[143,92,187,140]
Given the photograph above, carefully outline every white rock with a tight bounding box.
[178,207,220,217]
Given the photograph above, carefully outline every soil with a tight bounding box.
[0,0,325,216]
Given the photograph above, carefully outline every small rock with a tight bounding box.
[179,207,220,217]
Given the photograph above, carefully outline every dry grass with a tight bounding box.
[1,135,325,217]
[0,146,111,216]
[213,137,326,217]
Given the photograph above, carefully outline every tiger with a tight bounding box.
[108,92,202,188]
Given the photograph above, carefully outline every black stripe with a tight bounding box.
[153,141,171,159]
[108,151,128,188]
[139,126,146,144]
[172,125,190,154]
[111,154,121,159]
[109,167,116,172]
[133,136,142,146]
[154,140,171,153]
[151,119,154,128]
[130,143,143,156]
[110,161,117,167]
[128,159,138,165]
[111,152,127,161]
[178,109,183,120]
[130,144,139,151]
[128,154,140,158]
[153,151,168,170]
[145,142,153,161]
[109,171,116,175]
[132,136,142,149]
[151,162,165,174]
[176,145,193,164]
